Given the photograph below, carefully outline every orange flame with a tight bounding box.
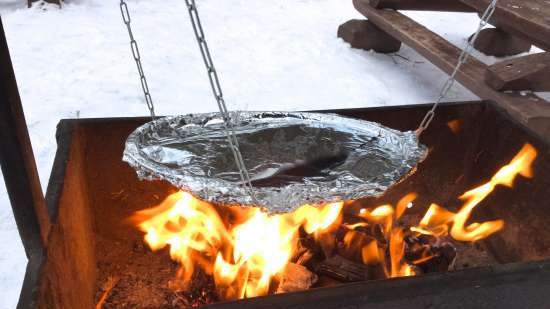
[361,240,382,265]
[131,143,537,300]
[389,228,415,277]
[413,143,537,241]
[132,191,229,284]
[396,192,418,220]
[359,204,394,235]
[132,194,342,299]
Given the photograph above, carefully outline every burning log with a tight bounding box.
[296,249,316,267]
[293,236,325,268]
[336,228,383,262]
[276,263,318,294]
[404,234,457,273]
[315,255,385,282]
[415,243,457,273]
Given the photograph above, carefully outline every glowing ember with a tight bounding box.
[131,143,537,301]
[447,119,461,134]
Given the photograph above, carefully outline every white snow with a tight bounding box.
[0,0,547,307]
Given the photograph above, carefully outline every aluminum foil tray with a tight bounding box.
[123,112,426,213]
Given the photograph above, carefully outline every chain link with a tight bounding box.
[417,0,498,134]
[184,0,257,202]
[120,0,156,118]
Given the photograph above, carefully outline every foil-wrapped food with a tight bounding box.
[123,112,426,213]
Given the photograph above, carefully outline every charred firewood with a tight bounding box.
[296,250,316,267]
[337,229,378,263]
[370,224,388,245]
[315,255,385,282]
[316,255,367,282]
[405,234,457,273]
[416,243,456,273]
[340,216,387,246]
[293,236,325,270]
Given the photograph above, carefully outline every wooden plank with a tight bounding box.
[485,52,550,91]
[459,0,550,51]
[0,16,50,258]
[353,0,550,140]
[370,0,475,12]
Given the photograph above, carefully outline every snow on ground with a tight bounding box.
[0,0,546,307]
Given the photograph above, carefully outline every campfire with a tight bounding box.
[127,143,537,305]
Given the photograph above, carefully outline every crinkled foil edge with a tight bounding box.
[123,112,427,213]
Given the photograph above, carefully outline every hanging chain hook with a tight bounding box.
[119,0,156,118]
[416,0,499,135]
[184,0,258,203]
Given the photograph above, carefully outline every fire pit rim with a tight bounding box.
[21,100,550,309]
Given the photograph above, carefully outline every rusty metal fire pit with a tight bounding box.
[6,101,546,309]
[2,13,550,309]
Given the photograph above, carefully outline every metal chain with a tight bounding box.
[120,0,156,118]
[417,0,498,134]
[184,0,257,202]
